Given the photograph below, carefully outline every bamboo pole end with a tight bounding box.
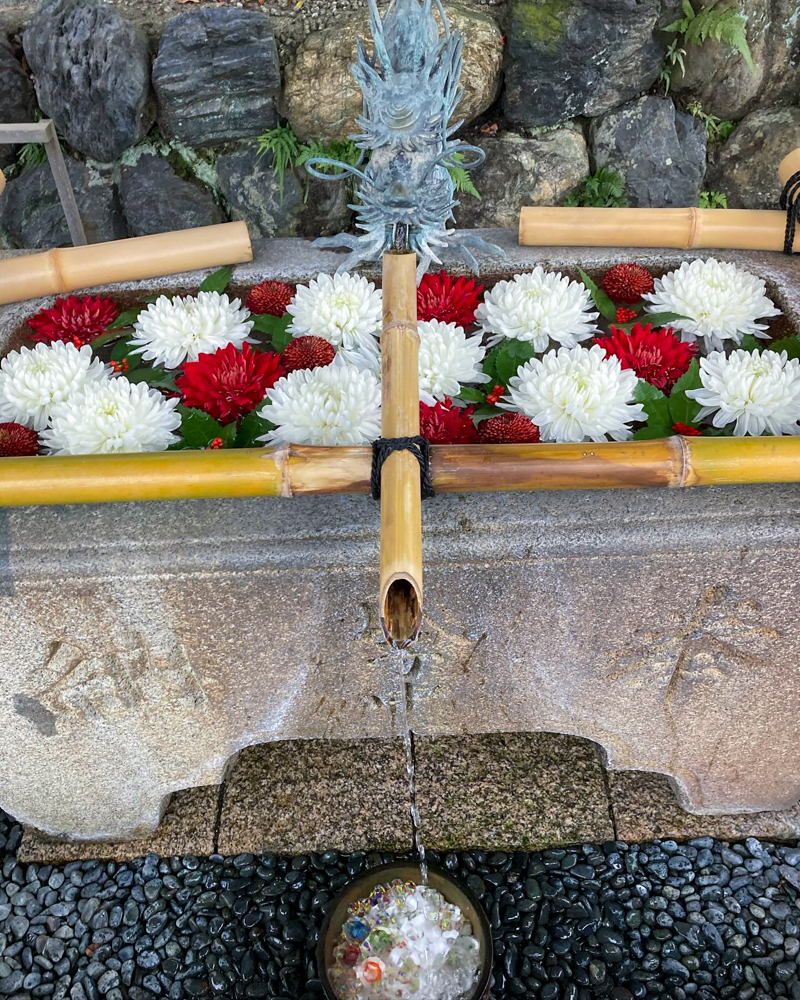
[380,573,423,646]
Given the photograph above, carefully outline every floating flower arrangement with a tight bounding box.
[0,258,796,457]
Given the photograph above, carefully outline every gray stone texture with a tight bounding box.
[1,232,800,838]
[503,0,664,128]
[454,126,589,229]
[0,159,127,249]
[0,37,35,171]
[707,107,800,210]
[152,9,280,148]
[120,155,223,237]
[670,0,800,121]
[281,4,503,142]
[217,145,305,239]
[590,96,708,207]
[22,0,155,163]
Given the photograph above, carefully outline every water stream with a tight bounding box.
[391,646,428,884]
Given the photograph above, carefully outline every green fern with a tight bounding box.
[666,1,754,71]
[698,190,728,209]
[448,152,481,200]
[564,168,627,208]
[256,124,302,198]
[686,101,737,145]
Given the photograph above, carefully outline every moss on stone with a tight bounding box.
[511,0,569,53]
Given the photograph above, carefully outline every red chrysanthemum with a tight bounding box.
[417,272,484,327]
[477,413,540,444]
[419,398,478,444]
[615,306,638,323]
[27,295,118,347]
[282,336,336,372]
[594,323,696,391]
[176,342,286,423]
[246,281,294,316]
[601,263,655,305]
[0,422,39,457]
[672,422,703,436]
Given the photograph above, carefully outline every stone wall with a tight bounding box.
[0,0,798,249]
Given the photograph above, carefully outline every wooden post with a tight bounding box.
[379,251,423,645]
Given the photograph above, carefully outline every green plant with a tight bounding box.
[659,39,687,94]
[7,141,46,179]
[256,124,302,197]
[448,152,481,201]
[698,190,728,209]
[665,0,754,71]
[295,137,363,201]
[564,168,627,208]
[686,101,736,145]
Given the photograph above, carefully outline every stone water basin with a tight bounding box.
[1,228,799,842]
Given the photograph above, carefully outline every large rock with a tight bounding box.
[297,176,355,240]
[590,96,707,208]
[217,145,304,240]
[671,0,800,121]
[153,9,280,148]
[503,0,664,129]
[119,155,223,238]
[22,0,154,163]
[0,158,126,248]
[281,4,503,142]
[707,107,800,209]
[454,125,589,229]
[0,37,35,170]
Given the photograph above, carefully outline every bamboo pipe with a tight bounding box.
[1,436,799,507]
[0,222,253,305]
[0,170,5,196]
[379,251,423,645]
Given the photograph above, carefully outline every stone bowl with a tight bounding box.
[317,861,493,1000]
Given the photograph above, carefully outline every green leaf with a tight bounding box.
[251,313,293,352]
[671,358,702,395]
[614,311,689,332]
[456,386,486,403]
[495,340,535,385]
[667,389,701,427]
[199,266,233,294]
[218,422,238,448]
[577,267,617,322]
[635,380,666,403]
[767,335,800,360]
[178,406,226,448]
[738,334,761,353]
[471,404,506,421]
[236,409,274,448]
[482,347,500,382]
[90,329,126,352]
[124,368,178,392]
[634,423,672,440]
[108,305,147,329]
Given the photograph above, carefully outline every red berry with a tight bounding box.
[207,437,224,449]
[615,306,638,323]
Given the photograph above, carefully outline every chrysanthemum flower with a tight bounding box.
[419,398,478,444]
[475,267,599,351]
[0,342,109,431]
[506,344,644,443]
[287,273,382,367]
[260,358,381,446]
[0,422,40,456]
[672,422,702,436]
[418,319,488,405]
[27,295,118,348]
[246,281,294,316]
[477,412,540,444]
[176,343,286,423]
[417,272,484,327]
[41,378,181,455]
[594,323,696,391]
[131,292,253,369]
[282,336,336,373]
[687,349,800,436]
[601,263,655,304]
[643,258,781,352]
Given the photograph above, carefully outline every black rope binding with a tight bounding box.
[780,170,800,254]
[371,436,435,501]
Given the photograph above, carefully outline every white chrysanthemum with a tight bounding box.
[0,342,109,431]
[475,267,599,351]
[130,292,253,368]
[41,377,181,455]
[417,319,489,404]
[506,344,644,443]
[687,349,800,437]
[643,258,781,352]
[260,358,381,446]
[287,272,382,367]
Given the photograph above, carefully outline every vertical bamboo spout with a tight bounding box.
[379,251,423,645]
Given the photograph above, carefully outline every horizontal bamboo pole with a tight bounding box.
[1,436,799,507]
[0,222,253,305]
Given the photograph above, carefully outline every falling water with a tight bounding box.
[391,646,428,884]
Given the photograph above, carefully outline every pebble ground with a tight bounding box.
[2,808,800,1000]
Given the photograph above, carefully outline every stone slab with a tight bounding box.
[414,733,614,851]
[17,785,218,863]
[610,771,800,844]
[217,738,413,855]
